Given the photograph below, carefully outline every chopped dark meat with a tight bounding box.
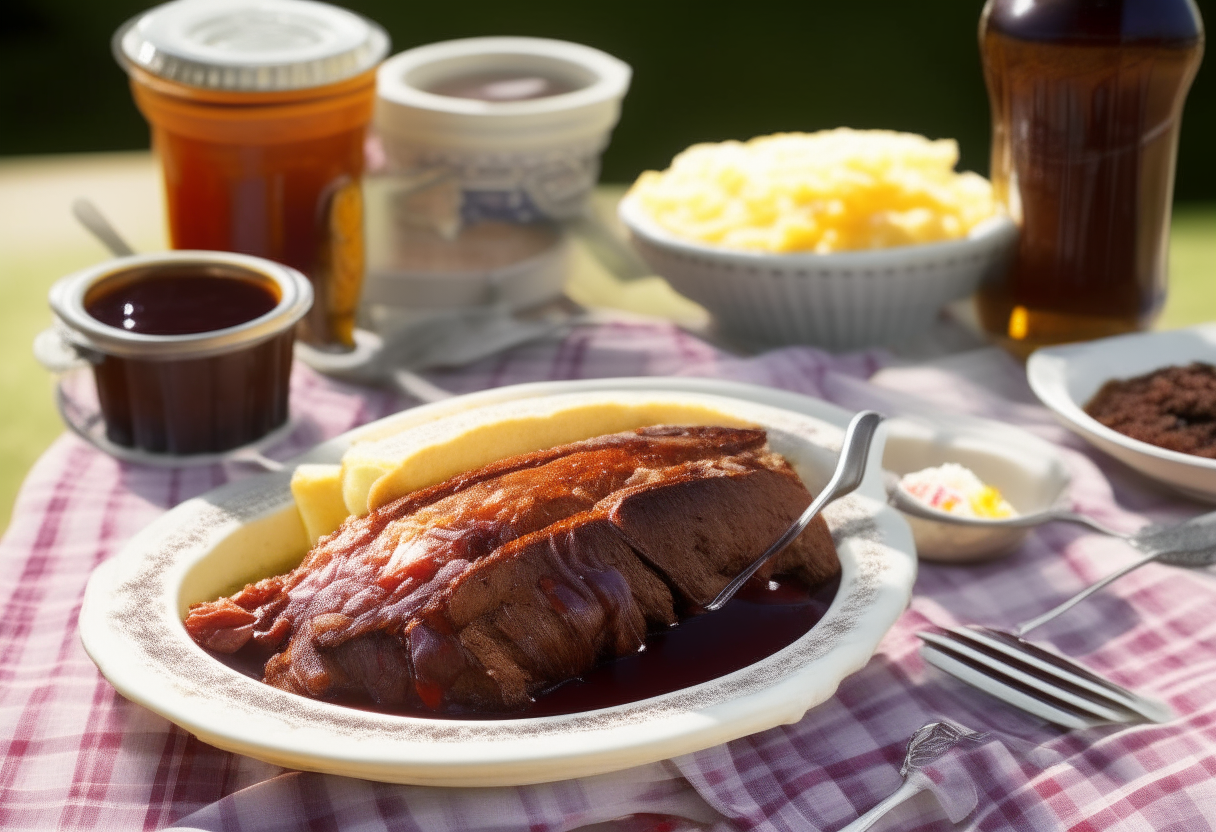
[185,425,840,713]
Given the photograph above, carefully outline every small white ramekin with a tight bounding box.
[620,195,1018,351]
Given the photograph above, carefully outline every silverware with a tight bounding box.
[918,542,1216,728]
[836,720,987,832]
[706,410,884,612]
[889,485,1216,557]
[71,197,135,257]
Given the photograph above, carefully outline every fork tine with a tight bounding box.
[919,630,1131,724]
[944,627,1174,725]
[919,636,1104,730]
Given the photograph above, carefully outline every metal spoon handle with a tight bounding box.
[1014,549,1164,637]
[1036,508,1128,539]
[72,198,135,257]
[706,410,884,612]
[837,779,923,832]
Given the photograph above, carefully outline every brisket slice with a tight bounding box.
[185,425,765,657]
[184,425,840,714]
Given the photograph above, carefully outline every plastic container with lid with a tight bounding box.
[114,0,390,351]
[368,38,631,318]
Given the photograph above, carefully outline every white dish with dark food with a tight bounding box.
[1028,325,1216,502]
[79,378,915,786]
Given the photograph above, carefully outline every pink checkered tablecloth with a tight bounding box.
[2,320,1215,831]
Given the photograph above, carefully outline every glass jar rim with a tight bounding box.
[114,0,390,93]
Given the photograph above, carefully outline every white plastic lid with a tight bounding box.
[115,0,390,92]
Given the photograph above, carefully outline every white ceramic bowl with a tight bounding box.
[619,195,1017,350]
[1028,325,1216,502]
[78,378,915,786]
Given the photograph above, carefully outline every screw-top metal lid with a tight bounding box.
[115,0,389,92]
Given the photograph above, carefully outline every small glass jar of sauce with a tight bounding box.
[47,251,313,455]
[113,0,390,351]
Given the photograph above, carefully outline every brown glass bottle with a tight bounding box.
[977,0,1203,358]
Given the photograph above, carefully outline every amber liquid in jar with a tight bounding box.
[84,265,294,455]
[129,70,376,351]
[977,0,1203,357]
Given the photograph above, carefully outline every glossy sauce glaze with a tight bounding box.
[211,573,838,719]
[85,269,280,335]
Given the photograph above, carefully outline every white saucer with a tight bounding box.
[56,368,294,470]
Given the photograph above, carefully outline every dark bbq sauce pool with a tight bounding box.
[85,269,280,335]
[210,574,839,719]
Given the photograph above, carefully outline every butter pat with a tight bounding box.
[899,463,1016,519]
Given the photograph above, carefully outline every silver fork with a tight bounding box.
[919,542,1216,728]
[706,410,884,611]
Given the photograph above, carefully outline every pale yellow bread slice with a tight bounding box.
[338,393,755,519]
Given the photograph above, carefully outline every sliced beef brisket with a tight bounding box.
[185,425,840,713]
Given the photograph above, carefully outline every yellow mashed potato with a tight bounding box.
[629,129,996,254]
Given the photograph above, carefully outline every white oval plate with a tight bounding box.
[79,378,915,787]
[1027,325,1216,502]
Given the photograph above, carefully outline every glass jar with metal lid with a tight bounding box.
[114,0,390,351]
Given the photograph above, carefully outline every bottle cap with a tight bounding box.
[115,0,389,92]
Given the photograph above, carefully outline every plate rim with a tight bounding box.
[79,377,916,786]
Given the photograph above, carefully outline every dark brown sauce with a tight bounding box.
[82,265,292,454]
[91,329,294,454]
[85,269,280,335]
[426,72,581,102]
[211,574,838,719]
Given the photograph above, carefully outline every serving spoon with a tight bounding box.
[706,410,885,611]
